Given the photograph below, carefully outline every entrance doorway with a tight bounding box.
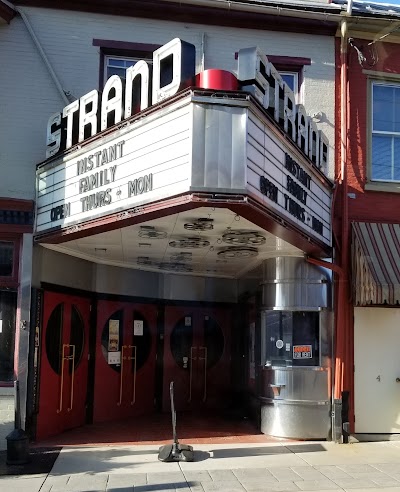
[93,300,157,422]
[163,305,231,412]
[37,291,90,440]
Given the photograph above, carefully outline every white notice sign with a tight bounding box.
[134,320,144,336]
[108,351,121,365]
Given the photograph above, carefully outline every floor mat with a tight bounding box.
[0,446,60,476]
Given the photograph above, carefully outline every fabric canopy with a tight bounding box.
[352,222,400,306]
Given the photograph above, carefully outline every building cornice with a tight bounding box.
[13,0,338,35]
[0,0,15,23]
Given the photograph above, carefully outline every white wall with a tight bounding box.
[0,7,335,201]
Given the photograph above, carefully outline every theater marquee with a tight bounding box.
[36,38,332,249]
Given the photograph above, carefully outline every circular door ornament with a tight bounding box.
[222,230,266,246]
[217,247,258,259]
[169,237,210,249]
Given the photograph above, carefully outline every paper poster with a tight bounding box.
[293,345,312,359]
[108,319,120,351]
[134,320,143,336]
[108,351,121,365]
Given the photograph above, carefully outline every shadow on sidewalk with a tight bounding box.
[211,443,326,458]
[0,446,60,476]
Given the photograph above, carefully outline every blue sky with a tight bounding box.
[369,0,400,3]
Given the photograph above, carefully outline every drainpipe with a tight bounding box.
[15,7,70,105]
[306,0,354,439]
[339,0,352,414]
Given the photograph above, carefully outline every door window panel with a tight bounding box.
[0,241,14,276]
[0,290,17,381]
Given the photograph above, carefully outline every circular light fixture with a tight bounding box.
[138,226,167,239]
[217,247,258,259]
[184,218,214,231]
[222,230,266,246]
[169,237,210,249]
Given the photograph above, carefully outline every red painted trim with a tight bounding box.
[14,1,337,36]
[34,193,331,258]
[0,382,14,387]
[266,56,312,68]
[93,39,161,52]
[0,1,15,23]
[0,198,34,211]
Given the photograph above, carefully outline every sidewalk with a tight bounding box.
[2,440,400,491]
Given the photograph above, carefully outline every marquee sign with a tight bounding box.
[38,38,332,249]
[46,39,329,170]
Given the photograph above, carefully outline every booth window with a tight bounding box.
[261,310,320,367]
[93,39,160,87]
[371,82,400,182]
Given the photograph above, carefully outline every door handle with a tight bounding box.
[129,345,137,405]
[188,346,197,403]
[57,344,68,413]
[118,345,127,406]
[199,346,208,402]
[57,344,75,413]
[396,378,400,383]
[67,344,76,412]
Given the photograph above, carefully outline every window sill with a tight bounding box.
[0,385,14,396]
[365,182,400,193]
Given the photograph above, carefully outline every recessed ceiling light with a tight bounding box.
[217,247,258,259]
[184,218,214,231]
[169,237,210,249]
[222,230,266,246]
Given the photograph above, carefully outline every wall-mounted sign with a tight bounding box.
[246,110,331,246]
[293,345,312,359]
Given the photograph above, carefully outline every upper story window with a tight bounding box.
[105,55,152,83]
[371,82,400,182]
[279,71,299,96]
[93,39,160,88]
[267,56,310,104]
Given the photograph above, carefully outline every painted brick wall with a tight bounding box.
[0,6,335,202]
[346,38,400,224]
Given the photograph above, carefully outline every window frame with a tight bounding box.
[93,39,161,88]
[369,78,400,186]
[267,56,311,104]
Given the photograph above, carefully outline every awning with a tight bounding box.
[352,222,400,305]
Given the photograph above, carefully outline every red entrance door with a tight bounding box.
[93,301,157,422]
[163,305,231,412]
[37,291,90,440]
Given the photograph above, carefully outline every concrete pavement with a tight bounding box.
[3,440,400,491]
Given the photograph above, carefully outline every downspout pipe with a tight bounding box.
[15,7,70,105]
